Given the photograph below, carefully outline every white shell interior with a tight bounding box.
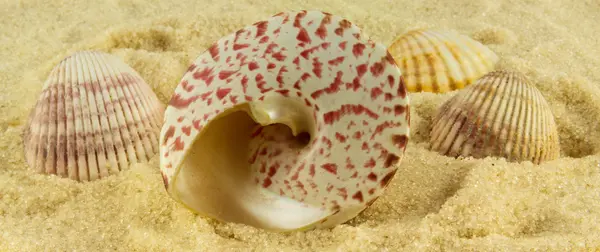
[174,108,331,231]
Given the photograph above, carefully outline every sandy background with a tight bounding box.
[1,0,600,251]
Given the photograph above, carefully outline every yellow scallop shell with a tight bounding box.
[388,29,499,93]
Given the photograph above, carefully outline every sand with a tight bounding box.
[1,0,600,251]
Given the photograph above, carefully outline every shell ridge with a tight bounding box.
[428,106,447,151]
[457,78,487,157]
[423,30,469,89]
[535,86,550,162]
[516,73,532,161]
[420,30,465,85]
[449,85,484,156]
[93,53,124,170]
[39,67,58,175]
[101,53,130,173]
[102,51,164,171]
[395,37,414,91]
[402,32,429,92]
[45,64,59,176]
[71,53,91,181]
[521,74,536,162]
[436,31,483,79]
[65,53,79,180]
[86,51,120,176]
[461,36,498,70]
[417,31,455,92]
[453,79,493,157]
[537,76,559,161]
[115,56,162,155]
[484,72,512,160]
[500,73,520,161]
[130,72,162,154]
[112,62,149,163]
[120,72,154,161]
[408,32,439,92]
[82,51,111,179]
[95,53,136,171]
[36,69,56,174]
[102,55,141,166]
[532,81,546,162]
[78,52,102,181]
[440,109,468,156]
[427,30,474,90]
[492,72,517,160]
[431,95,467,154]
[474,73,507,157]
[401,32,422,91]
[486,72,513,158]
[390,32,413,91]
[452,32,489,75]
[509,73,528,162]
[522,73,540,162]
[138,84,162,155]
[54,60,68,177]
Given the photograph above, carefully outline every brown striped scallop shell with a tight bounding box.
[23,51,165,182]
[429,70,560,164]
[388,29,499,93]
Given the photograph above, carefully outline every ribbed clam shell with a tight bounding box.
[388,29,499,93]
[429,70,560,164]
[23,51,165,182]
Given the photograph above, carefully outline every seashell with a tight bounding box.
[159,10,411,231]
[388,29,499,93]
[23,51,165,182]
[429,70,560,164]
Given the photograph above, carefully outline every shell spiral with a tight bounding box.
[23,51,165,182]
[159,10,410,231]
[429,70,560,164]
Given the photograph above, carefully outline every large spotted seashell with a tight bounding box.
[429,70,560,164]
[159,10,411,231]
[23,51,165,182]
[388,29,499,93]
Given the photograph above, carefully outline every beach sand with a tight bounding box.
[1,0,600,251]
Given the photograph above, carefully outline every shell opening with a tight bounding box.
[173,96,330,231]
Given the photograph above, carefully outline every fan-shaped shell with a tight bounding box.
[388,29,499,93]
[159,10,410,231]
[23,51,165,182]
[429,70,560,164]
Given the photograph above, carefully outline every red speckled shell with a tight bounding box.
[160,10,410,231]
